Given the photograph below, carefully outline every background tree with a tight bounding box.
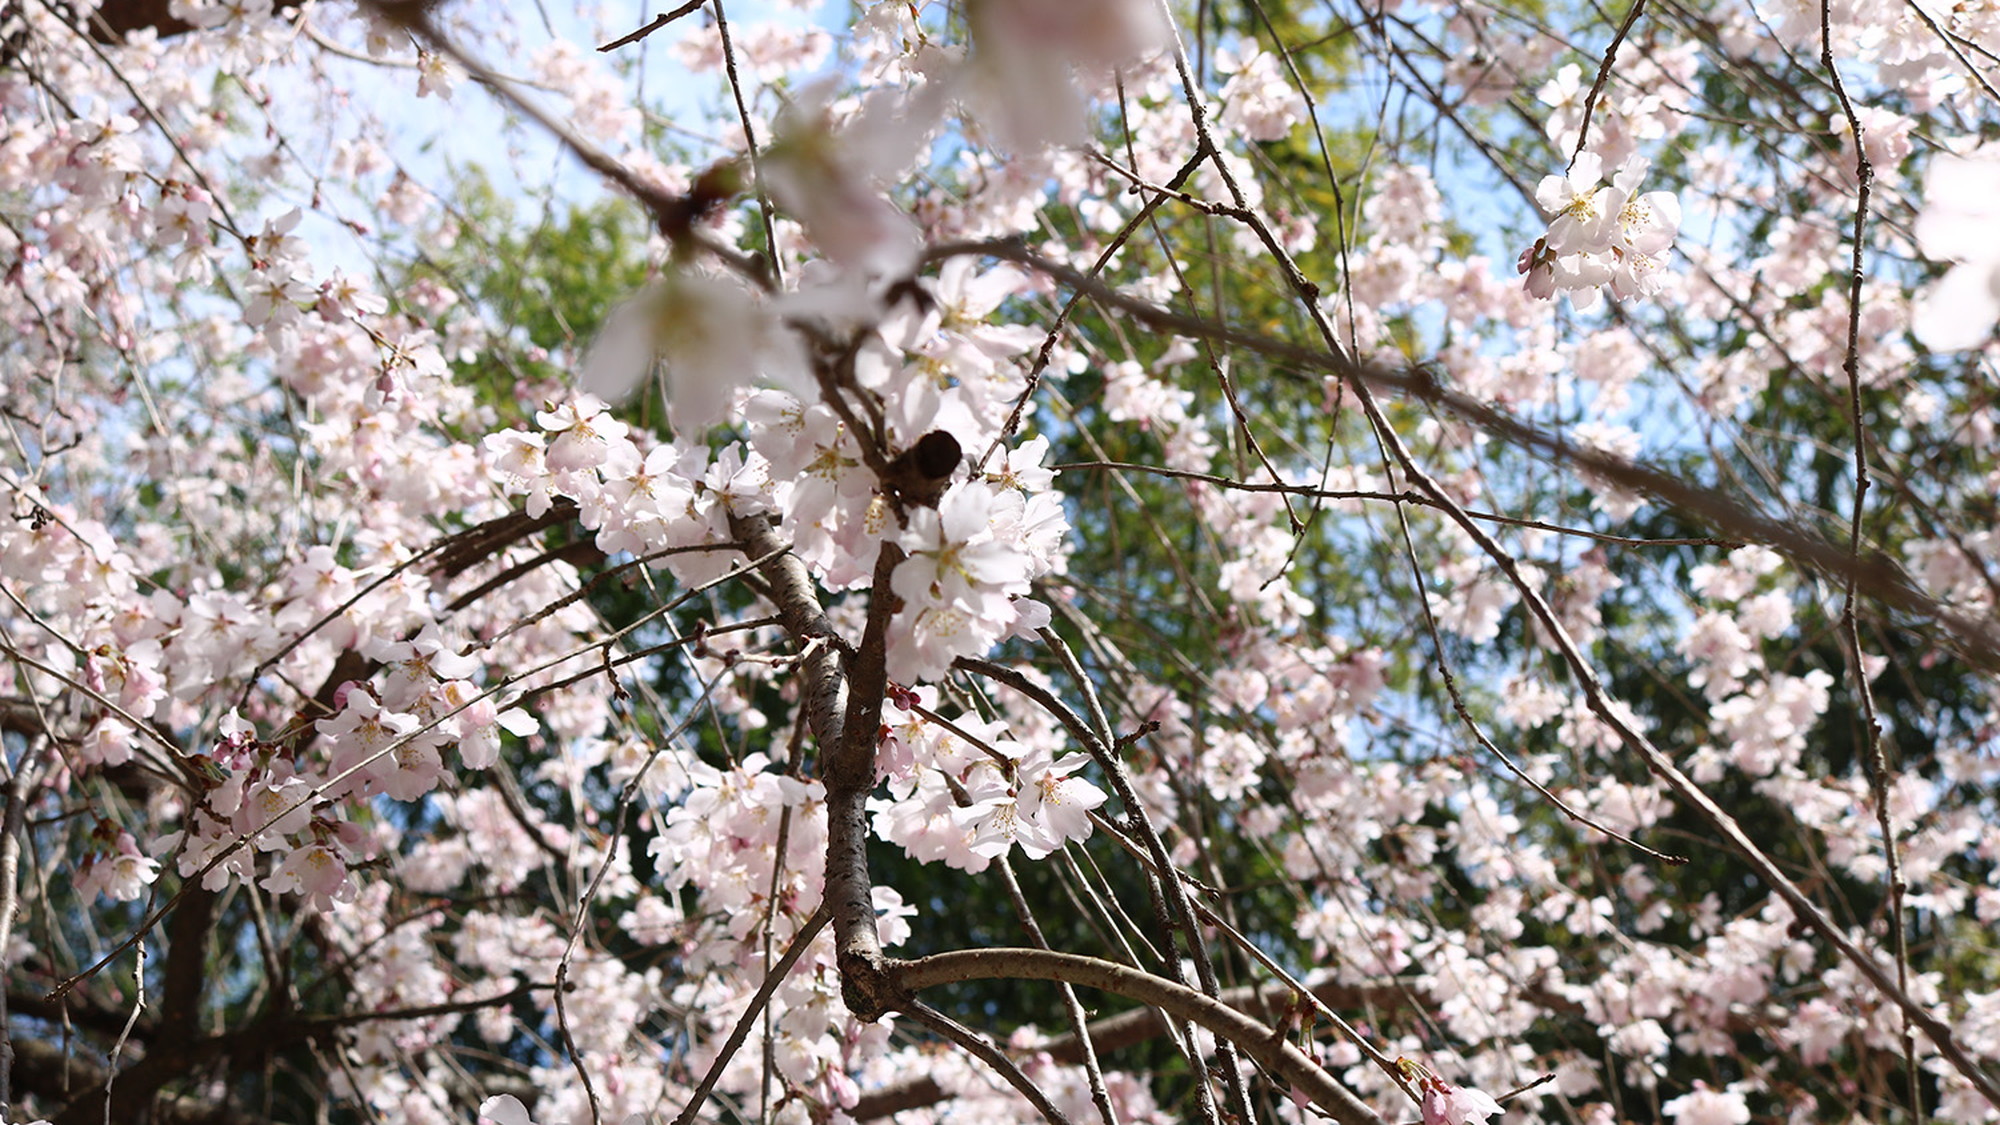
[1,0,1998,1124]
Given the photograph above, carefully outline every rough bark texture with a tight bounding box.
[726,513,897,1018]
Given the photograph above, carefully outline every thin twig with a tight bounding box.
[101,939,145,1125]
[1570,0,1650,162]
[598,0,706,52]
[1054,460,1739,547]
[669,903,831,1125]
[892,948,1384,1125]
[902,1001,1077,1125]
[1818,8,1919,1121]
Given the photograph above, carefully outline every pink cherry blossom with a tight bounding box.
[1912,145,2000,350]
[1536,153,1616,255]
[12,2,2000,1123]
[261,843,354,910]
[478,1095,534,1125]
[1421,1081,1505,1125]
[76,832,160,903]
[1661,1083,1751,1125]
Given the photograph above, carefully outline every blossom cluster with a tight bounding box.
[1520,153,1682,308]
[871,686,1108,871]
[486,389,1068,690]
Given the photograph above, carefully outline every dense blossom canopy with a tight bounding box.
[1,0,1999,1123]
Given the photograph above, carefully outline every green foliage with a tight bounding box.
[410,168,655,412]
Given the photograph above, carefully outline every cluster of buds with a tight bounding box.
[1519,153,1681,308]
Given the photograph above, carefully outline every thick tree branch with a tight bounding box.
[724,513,902,1020]
[21,981,550,1124]
[822,538,904,1012]
[156,889,215,1040]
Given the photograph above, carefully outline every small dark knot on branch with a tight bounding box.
[838,951,912,1022]
[881,430,962,509]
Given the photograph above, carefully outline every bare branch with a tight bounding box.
[597,0,705,53]
[669,904,831,1125]
[850,976,1410,1121]
[901,1001,1076,1125]
[889,948,1386,1125]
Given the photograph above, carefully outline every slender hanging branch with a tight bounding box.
[888,947,1386,1125]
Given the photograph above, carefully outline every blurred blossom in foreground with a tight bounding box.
[1912,145,2000,352]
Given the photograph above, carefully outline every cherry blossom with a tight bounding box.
[1524,153,1681,307]
[1662,1082,1752,1125]
[1912,145,2000,350]
[477,1095,532,1125]
[261,842,356,911]
[582,272,804,428]
[763,83,937,275]
[75,831,161,903]
[7,0,2000,1123]
[961,0,1169,150]
[1537,153,1616,254]
[893,481,1031,616]
[1013,746,1109,852]
[1421,1081,1506,1125]
[1399,1058,1507,1125]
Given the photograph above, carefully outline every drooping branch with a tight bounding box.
[985,232,2000,1104]
[1032,624,1241,1122]
[364,1,693,234]
[887,949,1386,1125]
[670,904,832,1125]
[55,887,230,1124]
[926,238,2000,1105]
[849,975,1411,1120]
[988,855,1118,1125]
[901,1001,1077,1125]
[935,238,2000,674]
[1338,339,2000,1109]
